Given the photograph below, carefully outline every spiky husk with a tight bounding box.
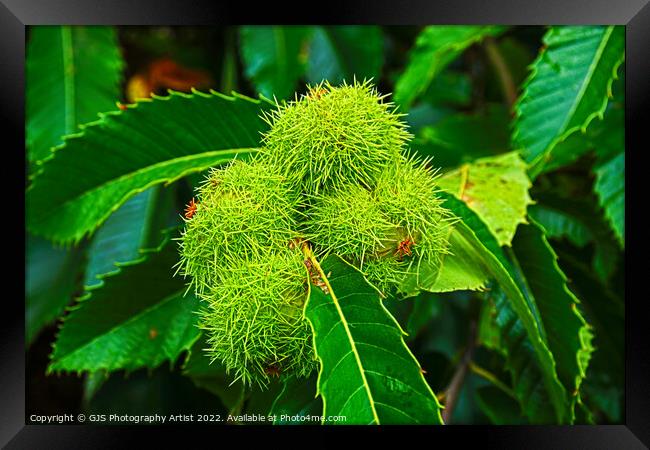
[366,155,455,292]
[178,159,300,297]
[199,246,316,387]
[376,154,453,238]
[259,80,411,194]
[303,184,395,267]
[178,82,455,387]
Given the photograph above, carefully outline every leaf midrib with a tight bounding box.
[31,147,259,224]
[310,254,380,424]
[532,26,615,168]
[61,26,76,135]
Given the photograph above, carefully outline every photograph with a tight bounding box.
[23,24,625,427]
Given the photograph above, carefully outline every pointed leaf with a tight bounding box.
[26,26,124,165]
[437,152,533,246]
[533,91,624,178]
[402,229,489,295]
[239,26,313,99]
[556,248,623,422]
[395,26,505,108]
[512,220,594,415]
[304,252,443,424]
[306,26,384,85]
[531,193,621,284]
[528,204,594,248]
[420,70,472,107]
[512,26,625,176]
[27,90,271,244]
[49,237,201,373]
[481,288,559,423]
[438,192,569,423]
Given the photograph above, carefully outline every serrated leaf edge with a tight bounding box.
[512,26,625,177]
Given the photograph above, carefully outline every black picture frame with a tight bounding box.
[3,0,647,447]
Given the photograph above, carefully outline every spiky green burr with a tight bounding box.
[303,184,394,267]
[259,80,411,194]
[304,154,453,294]
[177,159,301,296]
[178,81,454,387]
[364,155,454,291]
[199,247,316,387]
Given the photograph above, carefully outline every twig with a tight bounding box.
[442,320,478,424]
[468,361,517,400]
[483,37,518,109]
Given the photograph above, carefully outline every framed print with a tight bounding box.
[2,0,648,447]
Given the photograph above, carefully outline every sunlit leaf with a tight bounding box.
[304,252,443,424]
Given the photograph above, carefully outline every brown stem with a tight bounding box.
[483,36,518,109]
[441,320,478,424]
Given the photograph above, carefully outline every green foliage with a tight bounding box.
[239,26,312,100]
[395,26,505,108]
[26,26,124,343]
[512,26,625,176]
[481,287,558,423]
[511,221,594,419]
[26,26,124,165]
[594,150,625,248]
[26,235,86,345]
[304,254,443,424]
[306,26,384,85]
[26,25,623,426]
[27,90,271,244]
[270,375,322,424]
[414,104,511,168]
[239,26,384,100]
[439,193,569,423]
[416,229,489,293]
[85,185,178,287]
[477,220,594,423]
[528,204,593,248]
[182,336,245,411]
[49,237,201,373]
[475,386,526,424]
[437,152,533,246]
[556,247,623,423]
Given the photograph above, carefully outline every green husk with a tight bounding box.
[178,81,453,386]
[259,80,411,194]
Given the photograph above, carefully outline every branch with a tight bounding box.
[442,320,478,424]
[483,37,518,109]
